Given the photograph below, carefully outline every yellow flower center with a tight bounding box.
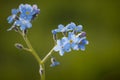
[26,11,30,15]
[70,40,73,43]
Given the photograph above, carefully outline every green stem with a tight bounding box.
[41,47,55,63]
[23,35,42,63]
[19,31,45,80]
[18,30,55,80]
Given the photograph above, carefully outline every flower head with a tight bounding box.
[52,22,88,56]
[78,38,89,51]
[19,4,34,21]
[7,4,40,31]
[54,37,71,56]
[15,18,32,30]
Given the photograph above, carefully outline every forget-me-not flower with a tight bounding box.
[15,18,32,30]
[67,32,80,50]
[7,4,40,31]
[54,37,71,56]
[52,22,88,55]
[78,38,89,51]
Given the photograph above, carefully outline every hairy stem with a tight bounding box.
[41,47,55,63]
[18,30,45,80]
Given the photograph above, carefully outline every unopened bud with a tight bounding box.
[15,43,23,49]
[39,65,44,75]
[77,32,86,38]
[50,57,60,67]
[52,30,58,41]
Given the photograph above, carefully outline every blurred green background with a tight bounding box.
[0,0,120,80]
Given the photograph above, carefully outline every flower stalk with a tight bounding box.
[22,33,46,80]
[41,47,55,63]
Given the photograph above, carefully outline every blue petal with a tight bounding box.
[7,16,13,23]
[59,49,64,56]
[50,62,60,67]
[76,25,82,32]
[26,21,32,28]
[78,44,85,51]
[66,22,76,31]
[64,43,71,52]
[52,30,57,34]
[12,9,19,14]
[54,45,60,51]
[58,24,64,30]
[20,25,26,30]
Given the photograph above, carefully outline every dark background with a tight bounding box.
[0,0,120,80]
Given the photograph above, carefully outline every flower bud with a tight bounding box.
[39,65,44,75]
[76,31,86,38]
[50,57,60,67]
[15,43,23,49]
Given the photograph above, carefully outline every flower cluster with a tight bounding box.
[52,22,89,56]
[7,4,40,31]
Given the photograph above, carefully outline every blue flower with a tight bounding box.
[52,29,58,35]
[19,4,34,21]
[75,25,83,32]
[19,4,40,21]
[57,24,68,32]
[66,22,76,31]
[78,38,89,51]
[32,4,40,15]
[7,9,19,23]
[54,37,71,56]
[66,22,82,33]
[7,4,40,31]
[50,57,60,67]
[52,22,89,55]
[67,32,80,50]
[15,18,32,30]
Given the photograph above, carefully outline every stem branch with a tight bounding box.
[41,47,55,63]
[18,30,45,80]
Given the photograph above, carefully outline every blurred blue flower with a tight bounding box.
[19,4,34,21]
[54,37,71,56]
[7,4,40,31]
[19,4,40,21]
[50,57,60,67]
[52,22,89,55]
[32,4,40,16]
[57,24,67,32]
[15,18,32,30]
[7,9,19,23]
[66,22,76,31]
[78,39,89,51]
[66,22,82,33]
[52,29,58,35]
[67,32,80,50]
